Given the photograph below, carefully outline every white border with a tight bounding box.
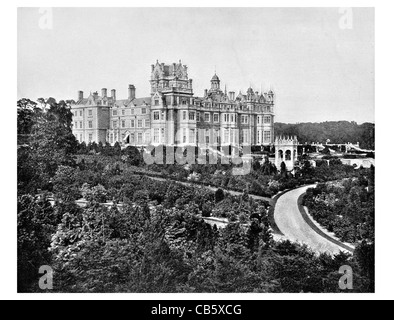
[2,0,393,300]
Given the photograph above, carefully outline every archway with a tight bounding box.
[285,150,291,161]
[279,150,284,161]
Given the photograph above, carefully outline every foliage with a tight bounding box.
[275,121,375,150]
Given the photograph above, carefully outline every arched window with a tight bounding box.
[285,150,291,161]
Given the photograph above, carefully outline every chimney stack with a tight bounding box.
[78,90,83,101]
[229,91,235,101]
[128,84,135,100]
[204,89,208,97]
[111,89,116,101]
[102,88,107,98]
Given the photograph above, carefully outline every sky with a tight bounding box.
[17,7,374,124]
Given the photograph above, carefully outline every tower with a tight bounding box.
[275,136,298,171]
[210,73,220,91]
[150,60,194,146]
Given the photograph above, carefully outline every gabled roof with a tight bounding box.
[114,97,152,107]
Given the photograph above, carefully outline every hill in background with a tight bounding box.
[274,121,375,150]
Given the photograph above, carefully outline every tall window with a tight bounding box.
[154,111,160,120]
[142,108,147,114]
[88,134,93,142]
[121,120,126,128]
[161,128,165,143]
[224,129,229,144]
[80,121,83,128]
[110,134,113,143]
[242,129,249,144]
[183,128,187,143]
[189,112,195,121]
[264,116,271,124]
[88,109,93,116]
[138,133,143,144]
[131,120,135,128]
[205,129,210,144]
[183,111,187,120]
[122,109,125,116]
[196,112,200,122]
[113,110,117,116]
[264,130,271,143]
[113,121,117,129]
[80,111,82,117]
[138,120,143,128]
[204,113,210,122]
[189,129,195,144]
[145,119,150,128]
[145,132,150,144]
[154,129,159,143]
[88,121,93,129]
[155,100,159,106]
[213,113,219,123]
[80,134,83,141]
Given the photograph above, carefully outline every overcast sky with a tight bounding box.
[17,7,374,124]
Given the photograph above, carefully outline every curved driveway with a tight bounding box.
[274,185,352,255]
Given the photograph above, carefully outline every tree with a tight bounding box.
[280,162,287,177]
[52,165,81,202]
[252,158,261,172]
[262,157,277,176]
[17,98,40,135]
[215,188,225,203]
[18,194,59,292]
[354,240,375,292]
[122,146,143,166]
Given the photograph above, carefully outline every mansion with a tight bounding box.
[71,60,275,149]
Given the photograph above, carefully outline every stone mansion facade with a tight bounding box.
[71,60,275,149]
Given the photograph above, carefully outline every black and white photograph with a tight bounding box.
[3,0,392,303]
